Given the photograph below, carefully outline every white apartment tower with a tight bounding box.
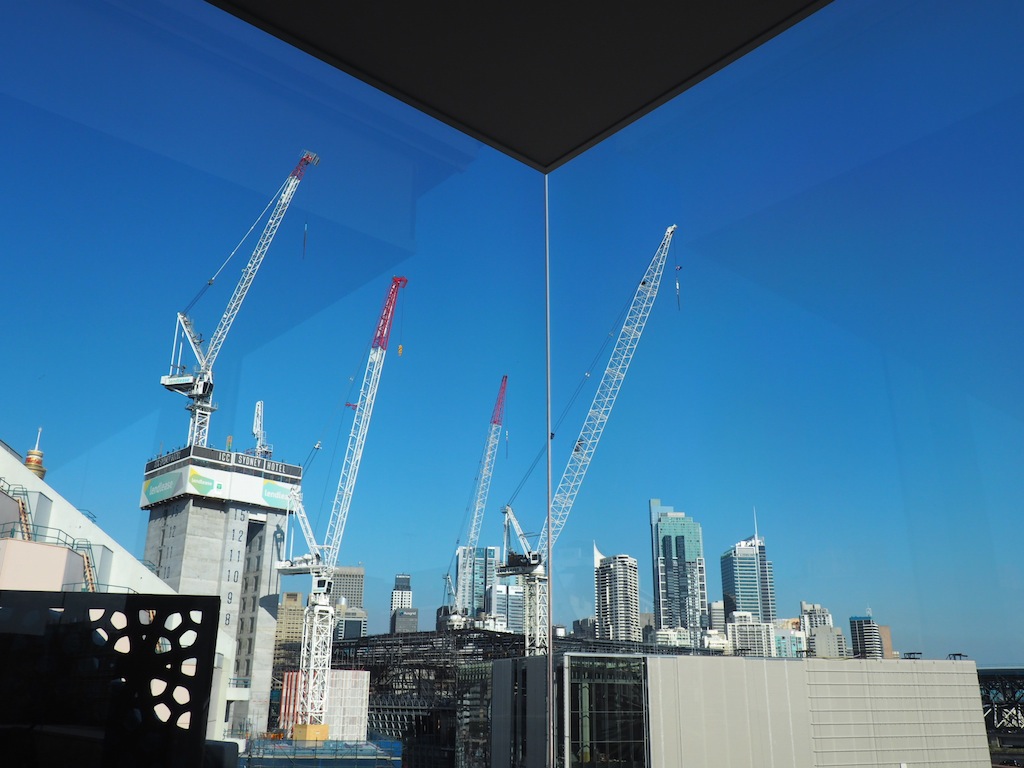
[594,544,641,643]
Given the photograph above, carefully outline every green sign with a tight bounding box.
[262,480,291,509]
[144,471,182,504]
[188,469,216,496]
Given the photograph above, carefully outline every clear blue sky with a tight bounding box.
[2,0,1021,664]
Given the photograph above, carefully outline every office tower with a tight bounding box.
[726,611,776,657]
[594,544,641,642]
[390,573,417,633]
[708,600,726,632]
[391,573,412,612]
[141,446,300,733]
[330,565,365,610]
[650,499,708,637]
[850,615,884,659]
[487,582,525,633]
[455,545,499,617]
[391,607,419,634]
[720,534,776,623]
[336,606,369,640]
[808,625,849,658]
[274,591,305,669]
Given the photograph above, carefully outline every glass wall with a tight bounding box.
[2,0,1020,723]
[566,655,648,768]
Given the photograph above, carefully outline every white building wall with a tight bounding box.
[0,444,237,743]
[645,655,989,768]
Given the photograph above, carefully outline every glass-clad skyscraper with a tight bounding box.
[650,499,708,635]
[721,534,776,623]
[455,545,499,618]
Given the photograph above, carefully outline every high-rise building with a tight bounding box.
[807,625,849,658]
[708,600,726,633]
[391,608,419,634]
[720,533,776,623]
[799,601,837,657]
[850,615,884,659]
[390,573,417,633]
[274,591,305,669]
[878,624,898,659]
[455,545,499,618]
[141,445,301,733]
[774,618,807,658]
[487,582,525,633]
[337,606,369,639]
[391,573,412,612]
[330,565,365,610]
[594,544,641,643]
[649,499,708,637]
[726,611,776,657]
[799,601,833,633]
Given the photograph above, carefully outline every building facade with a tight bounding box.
[487,582,525,633]
[330,565,365,610]
[721,533,776,623]
[649,499,708,642]
[850,615,884,659]
[455,545,499,618]
[489,654,991,768]
[390,574,417,633]
[594,545,641,643]
[141,445,300,734]
[726,611,777,657]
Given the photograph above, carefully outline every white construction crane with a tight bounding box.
[499,225,677,655]
[452,375,509,619]
[161,150,319,447]
[277,275,407,739]
[251,400,273,458]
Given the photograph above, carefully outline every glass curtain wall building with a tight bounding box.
[721,535,777,623]
[649,499,707,640]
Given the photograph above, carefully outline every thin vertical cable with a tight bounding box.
[544,172,555,768]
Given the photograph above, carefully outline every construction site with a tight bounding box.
[2,3,1018,767]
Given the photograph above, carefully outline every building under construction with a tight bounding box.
[329,628,703,768]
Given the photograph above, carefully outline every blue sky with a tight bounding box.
[2,0,1021,663]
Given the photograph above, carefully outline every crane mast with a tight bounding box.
[251,400,273,458]
[162,150,319,447]
[278,275,407,738]
[499,225,677,655]
[453,375,508,617]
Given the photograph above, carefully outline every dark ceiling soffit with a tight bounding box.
[543,1,833,172]
[205,2,833,174]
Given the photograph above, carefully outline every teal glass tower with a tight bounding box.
[649,499,708,633]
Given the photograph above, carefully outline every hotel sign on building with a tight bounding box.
[140,446,302,510]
